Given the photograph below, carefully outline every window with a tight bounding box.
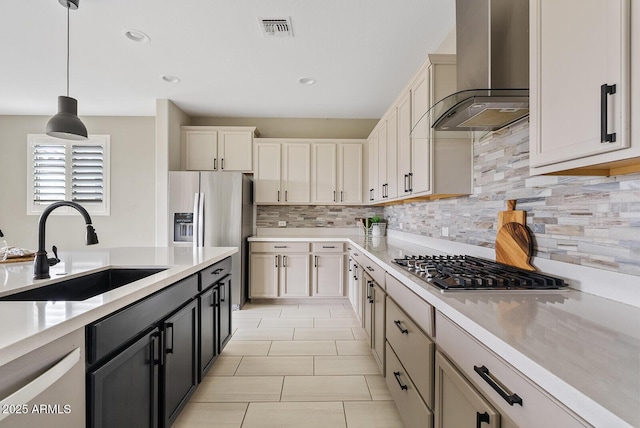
[27,134,110,215]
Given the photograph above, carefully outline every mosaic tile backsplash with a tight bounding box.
[384,120,640,276]
[257,205,384,228]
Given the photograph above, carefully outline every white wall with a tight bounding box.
[0,115,156,251]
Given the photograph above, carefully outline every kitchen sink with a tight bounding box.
[0,268,167,301]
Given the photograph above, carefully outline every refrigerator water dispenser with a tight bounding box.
[174,213,193,242]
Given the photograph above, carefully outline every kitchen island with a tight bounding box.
[249,230,640,428]
[0,246,236,427]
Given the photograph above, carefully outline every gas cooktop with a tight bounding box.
[393,255,568,292]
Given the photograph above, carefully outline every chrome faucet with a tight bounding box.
[33,201,99,280]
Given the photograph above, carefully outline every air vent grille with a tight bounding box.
[259,17,293,37]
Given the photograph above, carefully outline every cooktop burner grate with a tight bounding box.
[393,255,567,291]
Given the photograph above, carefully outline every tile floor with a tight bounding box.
[173,302,405,428]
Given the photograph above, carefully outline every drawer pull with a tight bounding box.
[274,245,288,248]
[473,365,523,406]
[476,412,490,428]
[366,266,374,272]
[212,268,224,275]
[393,320,409,335]
[322,245,336,249]
[393,371,408,391]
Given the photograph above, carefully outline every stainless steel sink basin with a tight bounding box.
[0,268,167,301]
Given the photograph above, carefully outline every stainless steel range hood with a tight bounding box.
[428,0,530,132]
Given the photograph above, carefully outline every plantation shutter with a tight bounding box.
[32,144,67,204]
[72,145,104,203]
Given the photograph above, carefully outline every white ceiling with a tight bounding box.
[0,0,455,119]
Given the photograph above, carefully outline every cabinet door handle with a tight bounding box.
[393,320,408,335]
[282,255,287,267]
[165,322,174,354]
[348,258,352,272]
[393,371,408,391]
[600,83,617,143]
[210,291,215,307]
[476,412,490,428]
[408,172,413,192]
[275,255,279,268]
[220,285,226,302]
[314,255,318,268]
[340,190,344,202]
[221,158,225,169]
[404,174,409,193]
[333,190,336,202]
[285,190,288,202]
[214,158,217,170]
[277,190,280,202]
[151,332,161,365]
[353,265,358,280]
[473,365,523,406]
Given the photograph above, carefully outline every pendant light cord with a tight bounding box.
[66,5,70,97]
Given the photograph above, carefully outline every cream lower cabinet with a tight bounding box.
[434,350,500,428]
[435,312,588,428]
[360,257,386,373]
[312,242,345,297]
[249,242,310,298]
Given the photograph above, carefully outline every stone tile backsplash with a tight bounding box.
[384,120,640,276]
[257,205,384,228]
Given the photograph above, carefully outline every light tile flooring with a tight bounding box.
[173,302,405,428]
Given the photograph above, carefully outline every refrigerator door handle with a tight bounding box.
[192,192,200,248]
[197,192,205,247]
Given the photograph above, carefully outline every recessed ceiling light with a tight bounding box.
[298,77,316,85]
[161,75,181,84]
[123,29,150,43]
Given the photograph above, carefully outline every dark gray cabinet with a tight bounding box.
[89,328,160,428]
[162,300,198,427]
[87,257,233,428]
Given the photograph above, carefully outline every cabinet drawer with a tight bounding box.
[311,242,345,253]
[360,255,385,287]
[199,256,232,290]
[436,312,588,428]
[251,242,310,253]
[386,298,434,408]
[385,273,434,338]
[87,275,198,365]
[386,342,434,428]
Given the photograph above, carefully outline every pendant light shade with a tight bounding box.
[47,0,88,140]
[46,96,88,140]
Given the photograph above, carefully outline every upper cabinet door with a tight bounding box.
[368,131,379,202]
[397,92,412,197]
[386,109,399,200]
[185,130,218,171]
[254,142,281,204]
[530,0,631,171]
[218,131,253,171]
[338,143,363,204]
[282,143,311,204]
[377,121,388,200]
[311,143,337,204]
[410,69,432,195]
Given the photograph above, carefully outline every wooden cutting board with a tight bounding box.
[497,199,526,230]
[0,254,35,264]
[495,200,535,271]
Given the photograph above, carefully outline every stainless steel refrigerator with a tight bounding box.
[168,171,255,309]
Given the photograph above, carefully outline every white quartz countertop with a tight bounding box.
[0,246,237,366]
[250,232,640,427]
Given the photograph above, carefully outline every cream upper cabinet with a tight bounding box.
[530,0,640,176]
[338,143,363,204]
[282,143,311,204]
[311,143,337,204]
[368,131,379,203]
[254,142,281,204]
[397,92,412,197]
[376,121,388,200]
[183,126,257,171]
[410,68,432,195]
[386,108,399,200]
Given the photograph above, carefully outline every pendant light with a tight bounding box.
[46,0,88,140]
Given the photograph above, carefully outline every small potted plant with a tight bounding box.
[370,216,386,236]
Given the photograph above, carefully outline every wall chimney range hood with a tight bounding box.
[422,0,530,133]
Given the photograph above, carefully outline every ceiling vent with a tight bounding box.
[259,17,293,37]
